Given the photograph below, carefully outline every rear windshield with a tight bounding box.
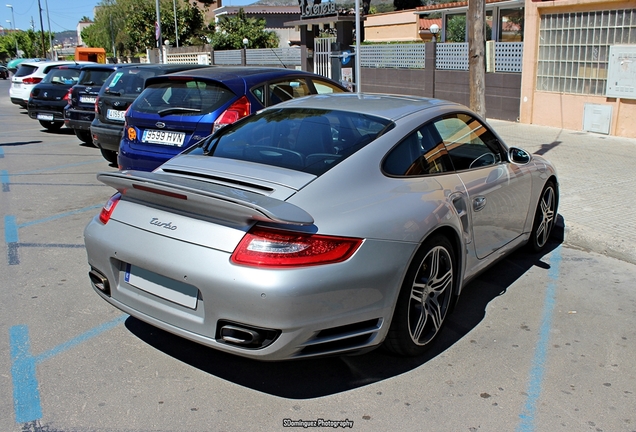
[193,108,391,175]
[15,65,37,77]
[102,69,158,96]
[131,80,235,116]
[79,69,115,86]
[41,68,80,84]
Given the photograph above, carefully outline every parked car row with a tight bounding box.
[10,60,349,171]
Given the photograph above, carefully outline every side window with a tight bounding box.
[252,85,265,105]
[383,123,453,176]
[267,79,311,105]
[313,80,344,94]
[433,113,503,171]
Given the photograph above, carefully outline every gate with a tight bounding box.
[314,37,335,79]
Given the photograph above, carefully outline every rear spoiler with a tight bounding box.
[97,171,314,226]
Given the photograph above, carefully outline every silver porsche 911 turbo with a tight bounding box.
[84,93,558,361]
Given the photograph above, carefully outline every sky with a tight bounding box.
[1,0,255,34]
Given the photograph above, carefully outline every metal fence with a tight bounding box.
[164,42,524,73]
[359,44,427,69]
[246,48,302,67]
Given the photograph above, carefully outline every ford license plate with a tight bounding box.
[142,129,186,146]
[80,96,97,104]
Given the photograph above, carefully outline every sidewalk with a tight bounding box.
[489,119,636,265]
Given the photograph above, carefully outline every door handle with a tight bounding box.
[473,196,487,212]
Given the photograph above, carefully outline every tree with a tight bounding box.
[446,15,465,42]
[82,0,207,57]
[394,0,421,11]
[208,9,278,50]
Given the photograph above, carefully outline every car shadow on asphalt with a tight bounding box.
[125,215,566,399]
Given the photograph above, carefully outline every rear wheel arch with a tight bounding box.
[383,226,462,356]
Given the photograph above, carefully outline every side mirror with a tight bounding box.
[509,147,531,164]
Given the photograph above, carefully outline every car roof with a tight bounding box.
[267,93,466,121]
[114,63,209,73]
[18,60,94,70]
[151,66,334,82]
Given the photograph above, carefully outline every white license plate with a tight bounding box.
[37,114,54,121]
[142,129,186,146]
[106,109,126,121]
[124,264,198,309]
[80,96,97,104]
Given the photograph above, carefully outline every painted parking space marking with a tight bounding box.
[9,315,128,424]
[1,159,105,192]
[517,247,562,432]
[0,147,4,158]
[2,170,9,192]
[4,205,101,265]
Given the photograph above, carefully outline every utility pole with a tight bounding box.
[468,0,486,118]
[155,0,163,63]
[37,0,46,58]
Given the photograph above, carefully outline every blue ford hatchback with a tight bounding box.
[118,67,347,171]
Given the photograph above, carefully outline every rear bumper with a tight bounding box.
[11,97,27,107]
[65,107,95,130]
[28,109,65,122]
[91,120,124,152]
[84,216,411,360]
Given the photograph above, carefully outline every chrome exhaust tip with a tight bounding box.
[216,321,280,349]
[220,325,263,346]
[89,267,110,295]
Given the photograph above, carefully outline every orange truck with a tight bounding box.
[74,47,106,63]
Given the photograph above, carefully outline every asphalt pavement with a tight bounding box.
[489,118,636,265]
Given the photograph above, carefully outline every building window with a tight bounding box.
[537,9,636,96]
[500,8,523,42]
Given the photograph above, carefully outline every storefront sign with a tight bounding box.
[300,1,337,19]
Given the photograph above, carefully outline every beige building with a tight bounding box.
[520,0,636,137]
[364,10,419,42]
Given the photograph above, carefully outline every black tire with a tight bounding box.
[384,235,456,356]
[527,180,557,252]
[39,120,63,131]
[74,129,94,145]
[100,148,118,165]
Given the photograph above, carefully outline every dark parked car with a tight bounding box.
[27,64,83,131]
[91,63,208,165]
[118,67,348,172]
[0,65,9,79]
[64,64,132,144]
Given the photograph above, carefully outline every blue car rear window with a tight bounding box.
[131,80,235,116]
[192,108,392,176]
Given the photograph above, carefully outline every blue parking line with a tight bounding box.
[4,215,18,243]
[14,159,104,176]
[4,205,101,265]
[1,170,9,192]
[9,315,127,424]
[17,204,101,229]
[9,326,43,423]
[517,247,562,432]
[0,147,4,158]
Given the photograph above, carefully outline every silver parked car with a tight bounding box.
[84,94,558,361]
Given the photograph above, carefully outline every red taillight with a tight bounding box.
[22,77,43,85]
[99,193,121,224]
[231,226,362,268]
[212,96,250,133]
[94,96,100,113]
[63,88,73,102]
